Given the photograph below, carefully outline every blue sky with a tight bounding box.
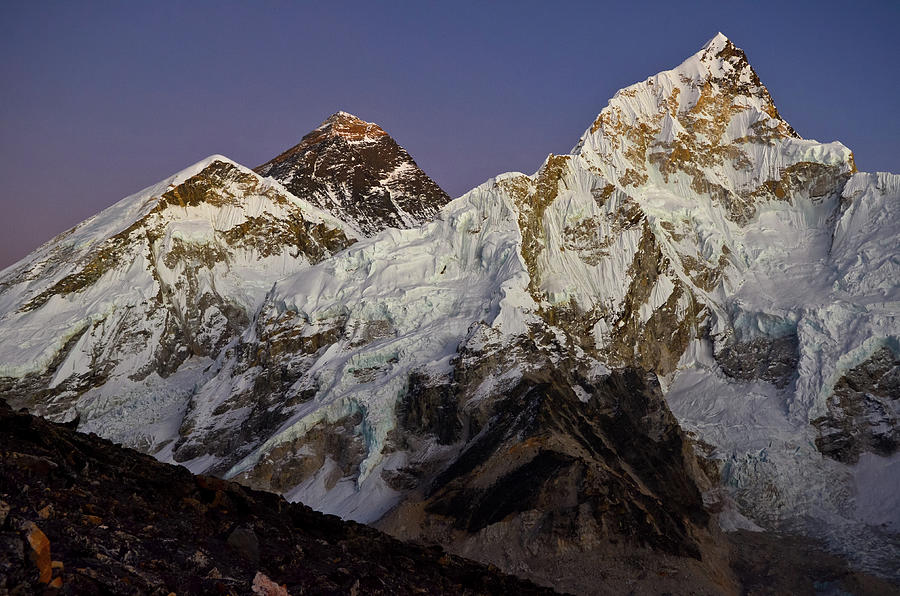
[1,0,897,267]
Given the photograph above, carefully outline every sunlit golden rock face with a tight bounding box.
[495,158,704,376]
[20,160,353,313]
[272,111,390,151]
[578,34,854,226]
[470,35,862,385]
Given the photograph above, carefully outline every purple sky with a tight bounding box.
[1,1,898,269]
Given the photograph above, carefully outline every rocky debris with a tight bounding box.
[0,531,24,586]
[23,522,52,584]
[227,527,260,565]
[813,346,900,463]
[251,572,289,596]
[1,517,65,590]
[0,399,557,595]
[727,530,900,596]
[714,333,799,388]
[255,112,451,236]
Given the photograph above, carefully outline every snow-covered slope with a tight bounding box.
[169,171,536,507]
[0,156,355,451]
[567,34,898,573]
[255,111,451,236]
[0,33,897,591]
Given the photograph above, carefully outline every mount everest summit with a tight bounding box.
[0,34,897,594]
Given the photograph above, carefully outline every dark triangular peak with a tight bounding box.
[255,112,450,236]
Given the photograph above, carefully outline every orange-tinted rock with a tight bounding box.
[251,571,289,596]
[82,514,102,526]
[255,112,450,237]
[25,522,52,583]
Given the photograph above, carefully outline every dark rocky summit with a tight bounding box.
[0,399,556,595]
[255,112,451,236]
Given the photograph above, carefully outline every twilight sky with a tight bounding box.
[1,0,897,269]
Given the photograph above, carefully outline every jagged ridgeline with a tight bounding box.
[0,34,897,594]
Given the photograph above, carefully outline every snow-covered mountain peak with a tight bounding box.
[272,112,391,155]
[162,153,241,186]
[690,32,756,81]
[578,33,796,148]
[260,112,388,165]
[573,33,856,227]
[702,31,730,49]
[696,32,744,64]
[0,154,257,282]
[0,154,354,429]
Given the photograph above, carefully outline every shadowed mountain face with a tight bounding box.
[377,362,737,595]
[0,399,557,595]
[255,111,451,236]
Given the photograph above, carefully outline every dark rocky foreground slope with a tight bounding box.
[0,399,556,595]
[2,398,897,596]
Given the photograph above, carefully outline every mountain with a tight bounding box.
[0,154,360,451]
[255,111,451,236]
[0,113,450,458]
[0,33,897,594]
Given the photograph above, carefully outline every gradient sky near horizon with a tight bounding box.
[1,0,897,269]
